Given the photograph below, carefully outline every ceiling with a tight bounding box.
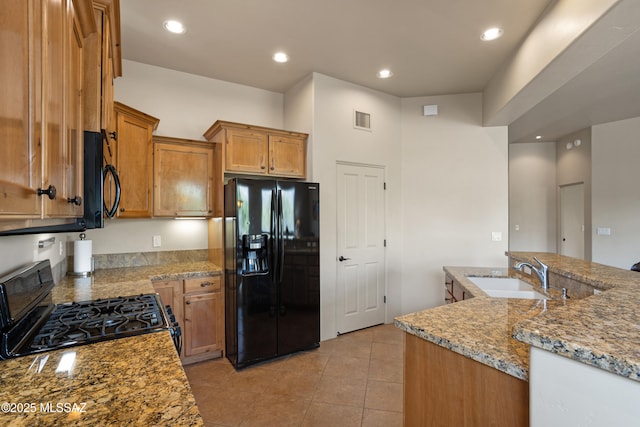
[119,0,640,143]
[119,0,552,97]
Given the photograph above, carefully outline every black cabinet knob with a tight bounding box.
[37,185,57,200]
[67,196,82,206]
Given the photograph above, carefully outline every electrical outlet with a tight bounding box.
[152,235,162,247]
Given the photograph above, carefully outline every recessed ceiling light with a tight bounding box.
[536,135,542,139]
[377,69,393,79]
[481,27,503,41]
[273,52,289,63]
[163,20,186,34]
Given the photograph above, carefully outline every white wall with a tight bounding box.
[401,93,509,315]
[284,75,314,180]
[0,234,69,276]
[592,116,640,269]
[307,73,403,340]
[115,60,284,140]
[83,219,209,254]
[556,128,592,260]
[509,142,557,252]
[530,347,640,427]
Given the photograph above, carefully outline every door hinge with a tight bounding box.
[384,239,387,247]
[384,295,387,303]
[384,182,387,190]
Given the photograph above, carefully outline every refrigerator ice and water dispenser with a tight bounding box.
[241,234,268,273]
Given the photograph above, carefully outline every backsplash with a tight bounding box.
[70,249,210,271]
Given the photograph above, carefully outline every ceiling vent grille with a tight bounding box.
[354,110,371,131]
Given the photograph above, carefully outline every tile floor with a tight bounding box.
[184,323,404,427]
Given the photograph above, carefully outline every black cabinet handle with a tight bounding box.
[67,196,82,206]
[37,185,56,200]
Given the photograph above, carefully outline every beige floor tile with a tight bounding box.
[330,340,372,360]
[361,408,403,427]
[240,394,310,427]
[322,355,370,379]
[196,389,260,426]
[364,380,403,413]
[371,341,403,362]
[372,324,405,344]
[223,366,282,394]
[282,350,330,374]
[302,402,363,427]
[188,324,404,426]
[184,357,235,385]
[312,375,367,407]
[262,369,322,399]
[368,358,403,383]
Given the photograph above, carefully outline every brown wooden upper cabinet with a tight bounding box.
[153,136,220,218]
[0,0,95,228]
[112,102,159,218]
[82,0,121,135]
[204,121,307,178]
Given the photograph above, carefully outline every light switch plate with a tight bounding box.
[152,235,162,247]
[491,231,502,242]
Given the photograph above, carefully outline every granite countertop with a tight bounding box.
[509,252,640,382]
[53,261,222,303]
[395,253,640,383]
[395,266,568,380]
[0,261,222,426]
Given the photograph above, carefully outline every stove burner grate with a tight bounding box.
[29,294,166,349]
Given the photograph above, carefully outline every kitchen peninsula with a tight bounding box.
[0,261,221,426]
[396,252,640,426]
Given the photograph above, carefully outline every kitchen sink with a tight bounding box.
[467,276,549,300]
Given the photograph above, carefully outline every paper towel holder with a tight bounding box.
[68,233,94,277]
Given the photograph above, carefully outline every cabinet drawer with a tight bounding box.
[184,276,221,293]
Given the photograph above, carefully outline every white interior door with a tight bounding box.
[336,163,386,334]
[560,183,585,259]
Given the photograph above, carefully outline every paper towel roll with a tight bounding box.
[74,239,93,274]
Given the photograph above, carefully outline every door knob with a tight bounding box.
[338,256,351,262]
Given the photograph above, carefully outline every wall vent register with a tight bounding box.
[354,110,371,131]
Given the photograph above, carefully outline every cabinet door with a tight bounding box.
[153,142,214,217]
[41,0,65,217]
[268,134,306,177]
[225,128,268,174]
[114,110,154,217]
[41,0,83,218]
[152,280,184,356]
[184,292,223,356]
[62,0,84,217]
[0,0,41,217]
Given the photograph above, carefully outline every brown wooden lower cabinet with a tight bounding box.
[404,333,529,427]
[153,274,224,365]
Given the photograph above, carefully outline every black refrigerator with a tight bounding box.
[224,178,320,369]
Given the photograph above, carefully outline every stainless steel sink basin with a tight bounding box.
[467,276,549,300]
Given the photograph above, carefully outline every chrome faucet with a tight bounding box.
[513,257,550,290]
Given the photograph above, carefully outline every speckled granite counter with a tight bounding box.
[509,252,640,382]
[53,261,222,303]
[395,253,640,383]
[395,266,567,380]
[0,261,221,426]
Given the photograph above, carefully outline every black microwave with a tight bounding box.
[0,130,119,236]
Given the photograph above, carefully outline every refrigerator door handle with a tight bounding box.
[270,189,278,283]
[277,189,285,283]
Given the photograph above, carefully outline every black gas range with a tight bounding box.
[0,260,181,359]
